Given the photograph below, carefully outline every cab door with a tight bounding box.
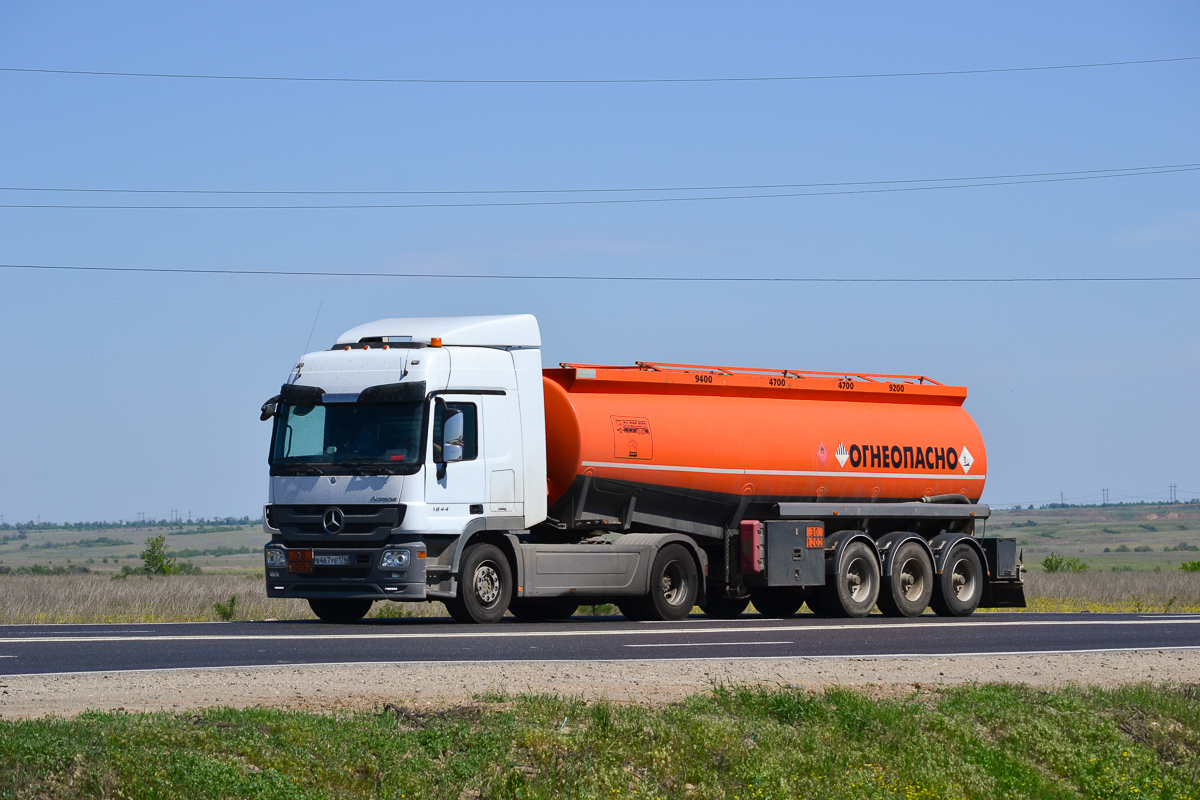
[424,395,486,530]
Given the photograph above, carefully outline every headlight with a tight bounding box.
[381,550,410,569]
[265,548,287,567]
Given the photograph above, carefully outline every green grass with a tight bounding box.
[3,684,1199,799]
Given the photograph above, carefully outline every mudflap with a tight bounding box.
[981,579,1027,609]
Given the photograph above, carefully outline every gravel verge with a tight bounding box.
[2,649,1197,719]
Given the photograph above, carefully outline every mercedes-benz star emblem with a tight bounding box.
[323,507,345,534]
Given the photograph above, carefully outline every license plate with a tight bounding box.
[312,555,349,566]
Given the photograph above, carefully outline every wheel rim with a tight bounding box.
[660,559,689,607]
[844,556,873,602]
[474,561,502,608]
[898,557,926,601]
[950,557,977,602]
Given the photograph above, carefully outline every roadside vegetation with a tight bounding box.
[2,504,1199,622]
[3,683,1199,799]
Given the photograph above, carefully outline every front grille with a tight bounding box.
[268,504,404,544]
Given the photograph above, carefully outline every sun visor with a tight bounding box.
[280,384,325,405]
[357,381,427,404]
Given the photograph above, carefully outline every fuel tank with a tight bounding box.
[543,363,986,537]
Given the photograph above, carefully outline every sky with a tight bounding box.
[0,2,1197,522]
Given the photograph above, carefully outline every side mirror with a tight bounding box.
[259,395,281,422]
[442,411,464,463]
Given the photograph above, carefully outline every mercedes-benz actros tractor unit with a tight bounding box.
[260,314,1024,624]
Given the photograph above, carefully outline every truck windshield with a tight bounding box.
[270,402,425,473]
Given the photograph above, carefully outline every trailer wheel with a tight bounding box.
[749,588,808,618]
[818,541,880,618]
[445,543,512,624]
[700,594,751,619]
[308,598,373,624]
[630,544,698,621]
[508,599,579,621]
[930,543,983,617]
[877,541,934,617]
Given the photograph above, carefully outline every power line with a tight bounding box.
[2,262,1198,284]
[1,165,1196,210]
[1,56,1196,85]
[2,162,1195,197]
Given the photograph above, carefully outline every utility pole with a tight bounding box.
[1102,488,1109,505]
[1060,492,1064,507]
[1169,484,1177,504]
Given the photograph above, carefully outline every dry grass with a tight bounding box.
[0,575,444,624]
[2,569,1199,625]
[1019,569,1200,613]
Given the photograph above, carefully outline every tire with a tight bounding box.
[700,594,751,619]
[805,590,838,617]
[617,600,646,621]
[629,544,699,622]
[749,587,808,618]
[877,541,935,618]
[444,543,512,624]
[930,543,983,617]
[508,598,579,621]
[822,541,880,618]
[308,598,373,624]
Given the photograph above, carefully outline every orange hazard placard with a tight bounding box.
[611,416,653,460]
[806,526,824,549]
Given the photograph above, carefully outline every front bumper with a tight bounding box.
[264,543,427,600]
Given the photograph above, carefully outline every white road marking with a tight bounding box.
[0,616,1197,645]
[625,641,791,648]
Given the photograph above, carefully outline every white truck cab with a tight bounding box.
[262,315,547,622]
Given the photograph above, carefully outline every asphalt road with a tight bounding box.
[2,612,1198,676]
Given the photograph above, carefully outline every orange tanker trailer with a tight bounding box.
[536,362,1021,619]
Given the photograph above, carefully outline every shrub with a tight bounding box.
[1182,561,1200,572]
[1134,545,1153,553]
[212,594,238,621]
[140,534,179,575]
[1114,544,1131,553]
[1042,552,1089,573]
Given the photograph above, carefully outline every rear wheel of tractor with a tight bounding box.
[821,541,880,618]
[508,598,580,621]
[308,598,373,624]
[930,543,983,617]
[445,543,512,624]
[700,594,751,619]
[633,544,698,621]
[877,541,935,617]
[749,587,809,618]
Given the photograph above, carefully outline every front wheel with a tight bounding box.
[445,543,512,623]
[930,543,983,617]
[308,598,373,624]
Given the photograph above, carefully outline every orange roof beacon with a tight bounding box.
[261,315,1024,625]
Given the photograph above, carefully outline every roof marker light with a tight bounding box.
[430,337,443,347]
